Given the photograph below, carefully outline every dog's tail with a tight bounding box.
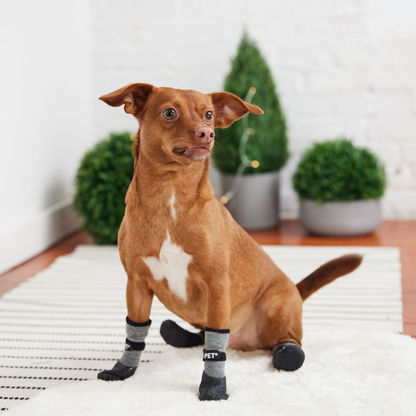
[296,254,363,301]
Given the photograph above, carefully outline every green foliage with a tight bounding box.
[292,139,387,203]
[74,132,134,244]
[212,31,289,174]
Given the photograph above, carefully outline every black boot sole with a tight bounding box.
[272,342,305,371]
[160,320,204,348]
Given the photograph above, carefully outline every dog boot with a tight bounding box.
[160,319,204,348]
[199,327,229,401]
[98,317,151,381]
[272,342,305,371]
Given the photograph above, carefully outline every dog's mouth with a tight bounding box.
[173,146,211,159]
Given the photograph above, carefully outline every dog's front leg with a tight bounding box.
[98,278,153,381]
[199,281,231,401]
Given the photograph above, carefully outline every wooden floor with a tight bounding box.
[1,220,415,337]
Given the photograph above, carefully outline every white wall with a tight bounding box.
[92,0,416,220]
[0,1,94,274]
[2,0,415,274]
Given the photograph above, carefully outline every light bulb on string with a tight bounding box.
[220,196,228,204]
[220,86,260,205]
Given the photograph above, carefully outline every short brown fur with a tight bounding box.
[100,83,363,351]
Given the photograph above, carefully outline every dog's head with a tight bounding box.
[99,83,263,164]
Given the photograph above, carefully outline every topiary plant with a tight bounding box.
[292,138,387,203]
[74,132,134,244]
[212,31,289,175]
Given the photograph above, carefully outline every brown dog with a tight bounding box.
[97,83,362,401]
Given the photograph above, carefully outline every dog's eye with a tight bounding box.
[205,111,213,122]
[163,108,177,120]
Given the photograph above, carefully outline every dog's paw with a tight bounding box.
[160,319,204,348]
[97,361,137,381]
[198,371,228,401]
[272,342,305,372]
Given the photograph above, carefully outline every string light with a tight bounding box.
[220,196,228,204]
[220,87,260,205]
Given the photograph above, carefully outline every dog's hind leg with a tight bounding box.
[259,281,306,372]
[269,313,306,372]
[160,320,204,347]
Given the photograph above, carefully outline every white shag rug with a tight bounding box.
[7,330,416,416]
[1,245,415,415]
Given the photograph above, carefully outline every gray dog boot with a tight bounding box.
[98,317,151,381]
[198,327,229,401]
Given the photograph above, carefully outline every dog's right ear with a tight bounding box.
[209,92,264,129]
[99,83,154,118]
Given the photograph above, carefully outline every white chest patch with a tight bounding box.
[142,231,192,302]
[169,190,176,220]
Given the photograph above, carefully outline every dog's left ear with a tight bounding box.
[99,83,154,118]
[209,92,264,128]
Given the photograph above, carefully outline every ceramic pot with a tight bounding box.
[222,171,280,229]
[300,199,381,236]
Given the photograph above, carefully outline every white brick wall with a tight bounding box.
[92,0,416,219]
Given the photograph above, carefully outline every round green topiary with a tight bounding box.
[292,139,387,203]
[74,132,134,244]
[212,31,289,175]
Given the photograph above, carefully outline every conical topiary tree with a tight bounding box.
[212,31,289,175]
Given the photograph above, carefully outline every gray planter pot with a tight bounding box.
[300,199,381,237]
[222,171,280,229]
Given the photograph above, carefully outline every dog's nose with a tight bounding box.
[196,127,215,144]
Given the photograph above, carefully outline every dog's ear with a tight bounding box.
[209,92,264,128]
[99,83,154,118]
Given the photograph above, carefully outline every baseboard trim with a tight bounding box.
[0,199,82,275]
